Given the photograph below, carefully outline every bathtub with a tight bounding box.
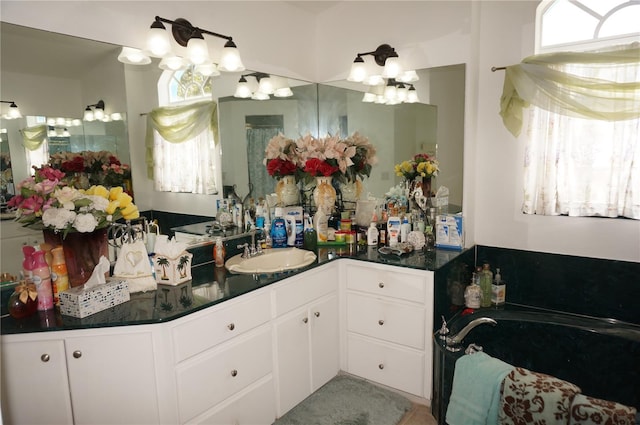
[431,306,640,424]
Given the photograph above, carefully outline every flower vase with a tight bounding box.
[313,176,337,214]
[72,172,91,190]
[340,180,363,204]
[409,177,432,213]
[275,175,299,206]
[43,228,109,287]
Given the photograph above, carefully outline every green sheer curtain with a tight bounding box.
[20,124,48,151]
[145,100,218,179]
[500,47,640,137]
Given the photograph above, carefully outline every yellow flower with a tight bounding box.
[106,200,120,215]
[92,185,109,199]
[109,186,123,201]
[121,203,139,220]
[116,192,133,208]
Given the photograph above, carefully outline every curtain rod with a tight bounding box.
[491,66,506,72]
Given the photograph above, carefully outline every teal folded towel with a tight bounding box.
[445,352,514,425]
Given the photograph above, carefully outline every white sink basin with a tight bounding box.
[225,247,317,274]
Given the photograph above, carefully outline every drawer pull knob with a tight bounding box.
[378,282,385,288]
[228,323,235,331]
[73,350,82,359]
[302,317,309,324]
[231,369,238,377]
[378,364,385,370]
[378,320,385,326]
[41,354,50,362]
[314,311,320,317]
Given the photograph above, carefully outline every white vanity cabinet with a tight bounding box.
[273,264,340,416]
[167,289,276,425]
[341,260,434,399]
[1,326,161,425]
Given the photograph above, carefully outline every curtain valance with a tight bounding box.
[20,124,48,151]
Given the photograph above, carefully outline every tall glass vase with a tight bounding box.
[275,175,299,206]
[340,180,363,204]
[313,176,337,214]
[43,228,109,287]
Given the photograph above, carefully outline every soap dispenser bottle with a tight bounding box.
[32,250,54,311]
[213,237,226,268]
[271,208,288,248]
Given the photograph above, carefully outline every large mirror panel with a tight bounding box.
[318,64,466,209]
[0,22,130,186]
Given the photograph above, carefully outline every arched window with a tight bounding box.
[152,66,220,194]
[519,0,640,219]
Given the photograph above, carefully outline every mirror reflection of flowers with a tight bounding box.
[264,134,301,179]
[7,165,139,237]
[264,132,378,182]
[394,153,439,181]
[49,151,131,187]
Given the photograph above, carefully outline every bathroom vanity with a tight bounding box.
[0,246,462,424]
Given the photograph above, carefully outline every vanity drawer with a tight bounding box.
[172,290,271,362]
[345,263,426,302]
[273,264,338,316]
[347,334,424,397]
[187,376,276,425]
[176,327,273,423]
[346,292,425,349]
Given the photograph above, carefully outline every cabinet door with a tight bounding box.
[65,332,160,424]
[274,309,312,415]
[1,339,74,424]
[309,294,339,392]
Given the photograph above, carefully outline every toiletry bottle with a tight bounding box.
[400,217,410,242]
[50,246,69,306]
[286,214,297,247]
[464,272,481,309]
[387,216,401,246]
[271,207,288,248]
[314,208,328,243]
[213,237,226,267]
[32,250,54,311]
[367,222,379,246]
[480,263,493,308]
[303,216,318,251]
[22,245,35,279]
[295,219,304,248]
[491,267,506,306]
[378,222,387,247]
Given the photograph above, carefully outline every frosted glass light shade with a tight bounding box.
[117,47,151,65]
[218,42,245,72]
[258,77,274,94]
[84,109,94,121]
[93,108,105,121]
[146,27,172,57]
[406,88,419,103]
[274,87,293,97]
[195,63,220,77]
[159,56,187,71]
[187,36,210,65]
[234,80,252,98]
[347,58,367,82]
[381,56,402,79]
[252,91,269,100]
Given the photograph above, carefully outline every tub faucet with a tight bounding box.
[445,317,497,348]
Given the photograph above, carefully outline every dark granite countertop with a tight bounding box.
[1,245,466,335]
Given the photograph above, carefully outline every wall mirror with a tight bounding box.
[317,64,466,210]
[1,21,466,218]
[0,22,130,187]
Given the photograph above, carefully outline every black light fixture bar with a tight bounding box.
[0,100,19,108]
[154,16,234,47]
[353,44,398,66]
[86,100,105,110]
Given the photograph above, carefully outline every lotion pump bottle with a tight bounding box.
[213,237,226,267]
[32,250,54,311]
[367,222,379,246]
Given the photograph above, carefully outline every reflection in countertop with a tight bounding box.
[1,244,467,335]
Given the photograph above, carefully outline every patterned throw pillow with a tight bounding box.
[569,394,637,425]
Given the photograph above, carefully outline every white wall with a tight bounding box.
[3,1,638,262]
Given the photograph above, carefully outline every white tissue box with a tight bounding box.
[152,251,193,285]
[59,279,130,318]
[435,213,464,250]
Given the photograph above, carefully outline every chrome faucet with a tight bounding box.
[237,243,251,259]
[445,317,497,348]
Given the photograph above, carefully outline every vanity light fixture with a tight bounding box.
[234,73,293,100]
[0,100,22,119]
[84,100,105,122]
[347,44,420,105]
[134,16,245,73]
